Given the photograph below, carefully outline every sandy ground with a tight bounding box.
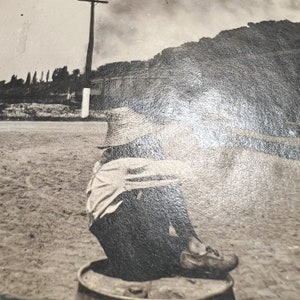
[0,121,299,300]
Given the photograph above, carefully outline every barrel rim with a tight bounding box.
[77,259,234,300]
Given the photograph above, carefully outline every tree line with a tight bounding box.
[0,66,84,102]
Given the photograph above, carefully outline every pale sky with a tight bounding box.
[0,0,300,81]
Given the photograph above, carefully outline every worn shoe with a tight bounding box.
[188,236,207,256]
[180,246,239,274]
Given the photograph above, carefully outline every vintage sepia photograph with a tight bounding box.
[0,1,300,299]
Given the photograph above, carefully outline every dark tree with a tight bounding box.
[32,71,37,84]
[25,72,31,86]
[40,71,44,83]
[52,66,69,82]
[72,68,80,78]
[71,69,81,83]
[17,78,24,86]
[8,75,24,87]
[46,70,50,83]
[9,75,18,85]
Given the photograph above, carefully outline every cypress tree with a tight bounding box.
[25,72,31,86]
[40,71,44,83]
[46,70,50,83]
[32,71,37,84]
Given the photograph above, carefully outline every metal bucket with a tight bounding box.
[75,259,235,300]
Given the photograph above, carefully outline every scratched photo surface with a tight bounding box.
[0,1,300,300]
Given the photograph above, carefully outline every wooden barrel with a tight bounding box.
[75,259,235,300]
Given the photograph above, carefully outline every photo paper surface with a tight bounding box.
[0,1,299,299]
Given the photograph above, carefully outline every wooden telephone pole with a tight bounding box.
[78,0,108,86]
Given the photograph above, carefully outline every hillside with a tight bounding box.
[1,19,299,154]
[91,20,300,139]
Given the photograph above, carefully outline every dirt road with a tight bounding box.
[0,121,107,134]
[0,122,299,299]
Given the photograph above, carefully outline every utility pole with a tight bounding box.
[78,0,109,86]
